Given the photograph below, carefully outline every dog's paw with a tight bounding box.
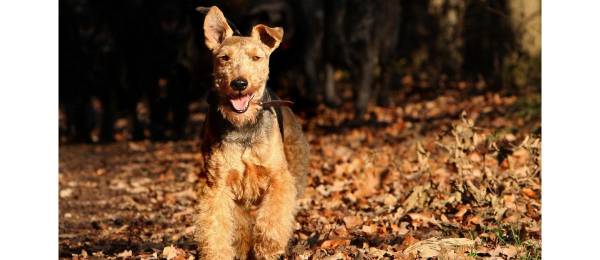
[252,234,286,260]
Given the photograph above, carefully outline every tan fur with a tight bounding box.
[195,6,309,260]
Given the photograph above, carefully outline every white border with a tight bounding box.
[0,1,58,258]
[1,0,600,258]
[543,1,600,259]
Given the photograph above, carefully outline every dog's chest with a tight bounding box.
[204,110,286,205]
[224,144,277,206]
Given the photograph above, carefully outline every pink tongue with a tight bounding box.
[230,95,251,111]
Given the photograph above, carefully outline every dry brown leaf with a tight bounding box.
[342,216,362,229]
[60,188,73,198]
[403,237,475,258]
[353,169,380,198]
[361,224,378,234]
[466,180,487,204]
[501,245,518,258]
[367,247,395,258]
[333,225,349,237]
[383,194,398,206]
[521,188,537,199]
[321,239,350,249]
[334,146,353,162]
[408,212,441,228]
[491,245,517,258]
[467,215,483,226]
[400,160,416,173]
[402,185,430,212]
[322,252,349,260]
[162,245,181,260]
[454,205,469,220]
[401,235,418,248]
[395,222,410,235]
[440,214,450,223]
[116,250,133,258]
[404,238,442,258]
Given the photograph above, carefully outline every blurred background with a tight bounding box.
[59,0,540,144]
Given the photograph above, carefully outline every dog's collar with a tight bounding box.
[260,99,294,108]
[259,88,294,109]
[259,88,291,140]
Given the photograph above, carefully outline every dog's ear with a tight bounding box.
[203,6,233,52]
[251,24,284,55]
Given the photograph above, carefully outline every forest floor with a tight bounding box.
[60,84,541,259]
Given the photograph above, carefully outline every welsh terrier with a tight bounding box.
[194,6,309,260]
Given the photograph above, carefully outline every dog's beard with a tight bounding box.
[217,91,263,128]
[213,84,266,128]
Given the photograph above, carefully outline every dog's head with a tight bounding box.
[203,6,283,128]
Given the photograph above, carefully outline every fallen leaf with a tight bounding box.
[521,188,538,199]
[408,212,440,228]
[353,170,380,198]
[491,245,517,258]
[383,194,398,206]
[162,245,181,260]
[322,252,348,260]
[396,222,410,235]
[402,185,430,212]
[60,188,73,198]
[467,215,483,226]
[402,235,418,248]
[404,237,475,258]
[321,239,350,249]
[361,224,378,234]
[501,245,518,258]
[454,205,469,220]
[333,225,349,237]
[116,250,132,258]
[343,216,362,229]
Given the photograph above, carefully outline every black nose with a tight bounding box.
[230,78,248,91]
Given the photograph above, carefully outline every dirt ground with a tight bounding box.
[59,85,541,259]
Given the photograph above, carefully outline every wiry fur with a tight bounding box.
[195,6,309,260]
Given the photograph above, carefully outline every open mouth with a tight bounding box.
[229,93,254,113]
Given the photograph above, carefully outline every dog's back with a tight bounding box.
[279,105,309,197]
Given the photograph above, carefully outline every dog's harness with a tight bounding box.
[261,88,293,140]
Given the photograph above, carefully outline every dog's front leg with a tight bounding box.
[252,169,297,259]
[195,182,236,259]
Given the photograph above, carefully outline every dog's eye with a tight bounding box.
[219,55,230,62]
[252,56,262,61]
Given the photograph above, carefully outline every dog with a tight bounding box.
[194,6,309,259]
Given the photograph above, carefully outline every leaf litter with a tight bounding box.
[60,88,541,259]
